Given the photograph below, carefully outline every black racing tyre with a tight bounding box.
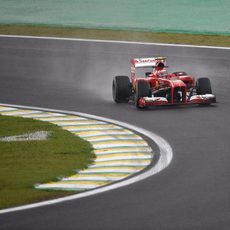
[196,77,212,95]
[112,76,131,103]
[135,81,150,109]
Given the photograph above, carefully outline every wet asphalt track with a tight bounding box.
[0,36,230,230]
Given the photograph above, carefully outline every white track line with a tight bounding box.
[0,103,173,214]
[0,35,229,50]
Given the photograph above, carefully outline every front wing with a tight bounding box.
[138,94,216,107]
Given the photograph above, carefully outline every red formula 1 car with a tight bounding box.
[112,57,216,108]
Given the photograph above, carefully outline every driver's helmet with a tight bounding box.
[154,61,168,78]
[155,61,165,71]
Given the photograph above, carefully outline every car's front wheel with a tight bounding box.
[196,77,212,95]
[135,81,150,109]
[112,76,131,103]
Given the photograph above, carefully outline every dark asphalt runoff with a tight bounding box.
[0,36,230,230]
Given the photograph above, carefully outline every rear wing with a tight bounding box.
[131,57,167,68]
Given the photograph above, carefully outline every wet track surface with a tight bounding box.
[0,37,230,229]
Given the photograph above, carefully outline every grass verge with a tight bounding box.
[0,24,229,47]
[0,115,94,209]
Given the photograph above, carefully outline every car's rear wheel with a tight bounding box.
[112,76,131,103]
[135,81,150,109]
[196,77,212,95]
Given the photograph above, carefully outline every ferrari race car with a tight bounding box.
[112,57,216,108]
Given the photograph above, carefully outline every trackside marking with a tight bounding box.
[75,130,133,138]
[34,116,87,121]
[94,147,152,155]
[63,174,128,182]
[0,35,229,50]
[86,135,142,142]
[78,167,143,174]
[0,105,153,191]
[0,103,173,214]
[51,121,107,126]
[0,107,18,112]
[95,155,152,162]
[0,110,42,116]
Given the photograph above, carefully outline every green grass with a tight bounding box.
[0,24,229,47]
[0,115,94,209]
